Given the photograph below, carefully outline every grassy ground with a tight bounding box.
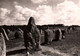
[6,29,80,56]
[49,30,80,56]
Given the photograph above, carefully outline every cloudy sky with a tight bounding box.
[0,0,80,25]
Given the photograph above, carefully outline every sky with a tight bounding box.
[0,0,80,25]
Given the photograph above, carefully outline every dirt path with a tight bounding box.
[41,46,72,56]
[7,46,72,56]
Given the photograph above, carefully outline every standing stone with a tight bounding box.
[59,29,62,40]
[44,27,55,44]
[55,29,62,41]
[15,28,23,39]
[0,33,6,56]
[61,29,66,39]
[23,17,41,52]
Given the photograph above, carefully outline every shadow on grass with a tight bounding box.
[42,51,62,56]
[6,49,26,55]
[41,39,59,46]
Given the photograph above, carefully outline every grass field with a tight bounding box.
[6,28,80,56]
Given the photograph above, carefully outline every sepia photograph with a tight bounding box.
[0,0,80,56]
